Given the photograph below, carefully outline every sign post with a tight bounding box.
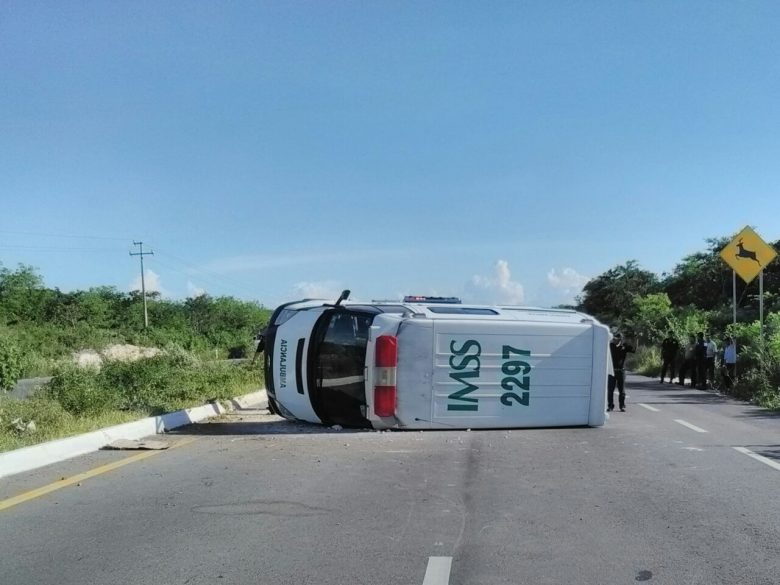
[720,226,777,378]
[732,270,736,326]
[760,270,764,338]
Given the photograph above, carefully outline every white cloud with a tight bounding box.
[129,269,166,296]
[187,281,206,298]
[292,280,342,300]
[547,267,589,292]
[546,267,589,304]
[464,260,525,304]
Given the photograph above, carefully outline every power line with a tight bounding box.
[0,244,122,252]
[153,256,261,301]
[0,229,134,241]
[154,248,263,300]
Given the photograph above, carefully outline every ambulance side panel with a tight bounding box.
[431,319,602,428]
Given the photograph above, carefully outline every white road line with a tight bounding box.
[423,556,452,585]
[674,419,708,433]
[733,447,780,472]
[638,403,660,412]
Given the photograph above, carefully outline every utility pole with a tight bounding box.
[130,241,154,328]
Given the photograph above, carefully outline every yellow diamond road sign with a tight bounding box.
[720,226,778,284]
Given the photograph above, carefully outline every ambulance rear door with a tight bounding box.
[432,319,599,428]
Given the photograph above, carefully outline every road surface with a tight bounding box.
[2,374,780,584]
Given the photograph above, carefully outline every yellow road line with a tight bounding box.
[0,437,198,512]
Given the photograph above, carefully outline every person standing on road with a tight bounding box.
[694,332,707,389]
[678,334,697,387]
[704,334,718,389]
[608,332,635,412]
[660,331,680,384]
[723,336,737,390]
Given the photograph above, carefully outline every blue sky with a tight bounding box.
[2,1,780,308]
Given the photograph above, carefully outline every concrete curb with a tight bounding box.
[0,389,268,480]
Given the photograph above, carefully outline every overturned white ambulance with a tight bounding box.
[261,292,610,430]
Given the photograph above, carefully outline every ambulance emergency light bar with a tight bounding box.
[403,296,462,304]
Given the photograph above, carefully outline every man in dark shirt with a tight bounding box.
[678,334,697,387]
[608,332,635,412]
[660,331,680,384]
[694,332,707,389]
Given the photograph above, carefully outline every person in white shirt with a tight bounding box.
[704,335,718,389]
[723,337,737,390]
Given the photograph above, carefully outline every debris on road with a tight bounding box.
[104,439,170,450]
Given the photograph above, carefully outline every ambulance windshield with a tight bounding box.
[308,309,373,427]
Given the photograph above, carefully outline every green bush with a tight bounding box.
[68,351,264,415]
[37,352,262,432]
[0,394,142,452]
[1,394,73,431]
[0,335,24,392]
[626,345,661,377]
[46,365,121,416]
[722,316,780,408]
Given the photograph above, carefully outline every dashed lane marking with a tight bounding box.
[0,437,198,512]
[638,403,660,412]
[733,447,780,472]
[674,419,708,433]
[422,556,452,585]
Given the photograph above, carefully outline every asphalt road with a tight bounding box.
[3,374,780,584]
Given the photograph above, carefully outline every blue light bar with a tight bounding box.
[403,295,462,304]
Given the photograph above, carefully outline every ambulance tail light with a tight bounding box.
[374,335,397,417]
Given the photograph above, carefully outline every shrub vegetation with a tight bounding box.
[578,233,780,409]
[0,263,269,450]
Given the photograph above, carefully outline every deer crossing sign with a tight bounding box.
[720,226,778,284]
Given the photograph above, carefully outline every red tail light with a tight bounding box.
[375,335,397,367]
[374,335,397,417]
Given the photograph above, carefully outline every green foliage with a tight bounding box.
[663,237,733,310]
[626,345,661,377]
[575,234,780,410]
[0,264,270,451]
[578,260,660,327]
[0,334,24,391]
[725,315,780,407]
[0,395,142,452]
[46,365,121,416]
[0,264,47,324]
[0,354,262,451]
[627,293,673,344]
[2,394,72,430]
[46,352,262,417]
[672,305,712,340]
[0,263,272,376]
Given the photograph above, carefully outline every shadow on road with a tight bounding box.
[628,373,780,423]
[629,383,731,406]
[167,415,370,437]
[732,410,780,421]
[744,445,780,461]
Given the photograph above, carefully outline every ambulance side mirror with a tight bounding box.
[334,289,351,306]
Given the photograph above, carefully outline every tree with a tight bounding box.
[627,293,673,344]
[0,335,24,391]
[577,261,660,328]
[662,237,733,310]
[0,264,47,324]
